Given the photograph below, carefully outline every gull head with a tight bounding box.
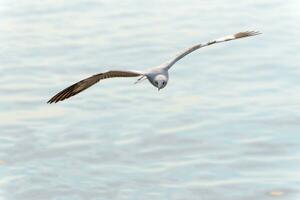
[153,75,168,91]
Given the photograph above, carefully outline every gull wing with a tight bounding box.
[48,70,142,103]
[165,31,261,69]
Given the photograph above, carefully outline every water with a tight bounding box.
[0,0,300,199]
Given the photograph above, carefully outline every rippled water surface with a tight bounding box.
[1,0,300,199]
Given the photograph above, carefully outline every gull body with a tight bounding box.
[48,31,260,103]
[144,66,169,90]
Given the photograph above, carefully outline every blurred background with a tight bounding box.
[0,0,299,199]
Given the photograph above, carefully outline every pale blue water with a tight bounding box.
[0,0,300,199]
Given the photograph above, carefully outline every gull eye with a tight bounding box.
[162,82,165,85]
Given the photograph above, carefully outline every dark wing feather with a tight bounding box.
[48,70,142,104]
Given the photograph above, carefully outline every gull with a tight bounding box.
[48,31,260,103]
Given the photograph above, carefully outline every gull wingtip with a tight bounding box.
[250,30,262,35]
[234,30,262,39]
[47,100,53,104]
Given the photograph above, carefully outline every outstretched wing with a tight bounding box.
[47,70,142,104]
[165,31,261,69]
